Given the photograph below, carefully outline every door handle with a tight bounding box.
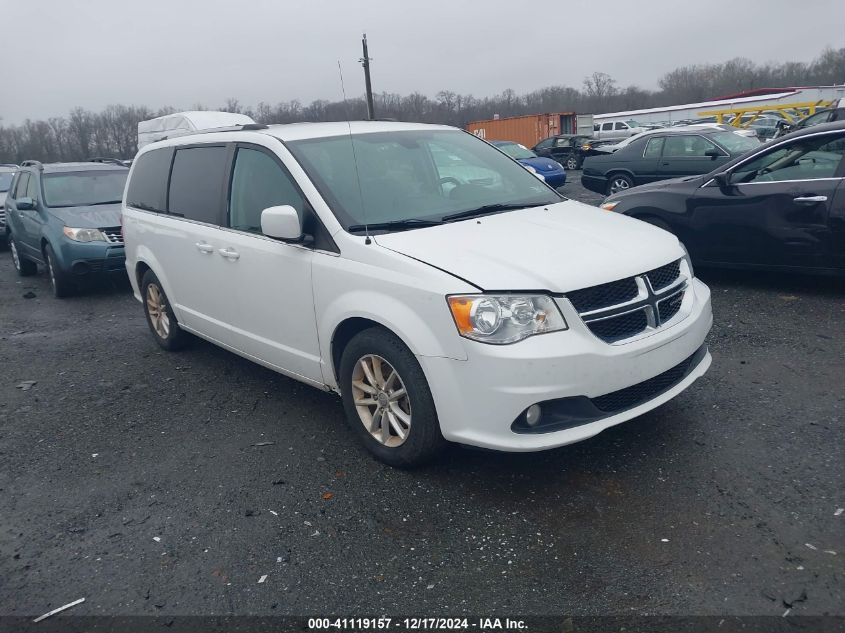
[218,247,240,261]
[195,242,214,253]
[793,195,827,204]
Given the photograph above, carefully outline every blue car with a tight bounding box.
[5,160,129,298]
[491,140,566,188]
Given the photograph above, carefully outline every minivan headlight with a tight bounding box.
[447,294,567,344]
[63,227,106,242]
[679,241,695,278]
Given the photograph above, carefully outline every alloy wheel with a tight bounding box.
[10,241,21,271]
[610,177,631,194]
[351,354,412,447]
[46,253,57,289]
[566,156,578,170]
[146,283,171,339]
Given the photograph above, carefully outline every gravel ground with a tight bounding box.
[0,175,843,617]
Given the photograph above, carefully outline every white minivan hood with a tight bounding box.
[373,200,684,292]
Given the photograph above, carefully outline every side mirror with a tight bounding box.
[16,196,35,210]
[704,148,723,159]
[261,205,302,241]
[712,172,731,188]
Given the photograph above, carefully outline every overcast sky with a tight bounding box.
[2,0,843,124]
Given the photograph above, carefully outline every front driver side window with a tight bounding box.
[732,134,845,184]
[229,147,306,234]
[535,138,553,150]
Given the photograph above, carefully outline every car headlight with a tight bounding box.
[63,227,106,242]
[447,294,568,344]
[679,241,695,278]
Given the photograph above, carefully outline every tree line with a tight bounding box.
[1,48,843,164]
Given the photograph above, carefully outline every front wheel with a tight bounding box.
[44,244,74,298]
[141,270,189,351]
[565,155,580,170]
[339,327,446,467]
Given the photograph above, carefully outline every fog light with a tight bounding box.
[525,404,542,427]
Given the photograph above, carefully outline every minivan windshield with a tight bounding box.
[287,130,560,232]
[42,170,128,207]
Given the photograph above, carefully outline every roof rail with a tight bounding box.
[88,157,125,165]
[158,123,270,142]
[20,160,43,169]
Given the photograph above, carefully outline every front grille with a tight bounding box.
[565,259,686,344]
[101,227,123,244]
[586,309,648,343]
[566,278,638,313]
[0,209,5,225]
[646,260,681,290]
[592,348,700,413]
[658,291,684,323]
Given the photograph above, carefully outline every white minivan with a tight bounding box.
[122,121,712,466]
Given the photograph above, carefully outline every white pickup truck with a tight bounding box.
[592,119,647,140]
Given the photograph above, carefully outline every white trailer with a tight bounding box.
[137,111,256,149]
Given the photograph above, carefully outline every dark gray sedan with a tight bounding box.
[581,128,760,196]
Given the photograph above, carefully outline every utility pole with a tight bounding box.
[360,33,375,120]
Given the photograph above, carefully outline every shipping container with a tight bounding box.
[466,113,593,148]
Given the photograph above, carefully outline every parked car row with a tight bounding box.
[599,121,845,275]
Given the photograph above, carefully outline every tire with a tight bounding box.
[607,173,634,195]
[44,243,74,298]
[339,327,447,467]
[141,269,189,351]
[9,236,37,276]
[565,155,580,171]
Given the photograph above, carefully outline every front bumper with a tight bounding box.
[544,171,567,188]
[55,238,127,280]
[580,173,608,195]
[419,278,712,451]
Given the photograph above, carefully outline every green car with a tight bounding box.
[6,160,129,297]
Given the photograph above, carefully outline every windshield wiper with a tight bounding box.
[347,218,444,233]
[441,202,537,223]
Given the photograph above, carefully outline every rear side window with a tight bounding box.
[168,146,228,224]
[601,123,613,131]
[229,147,305,233]
[126,148,172,212]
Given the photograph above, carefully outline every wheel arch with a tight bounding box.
[132,246,182,317]
[323,295,467,391]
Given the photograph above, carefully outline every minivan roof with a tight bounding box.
[139,120,459,152]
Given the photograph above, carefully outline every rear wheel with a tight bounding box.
[44,243,74,298]
[607,173,634,195]
[9,237,37,276]
[339,327,446,467]
[141,270,189,351]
